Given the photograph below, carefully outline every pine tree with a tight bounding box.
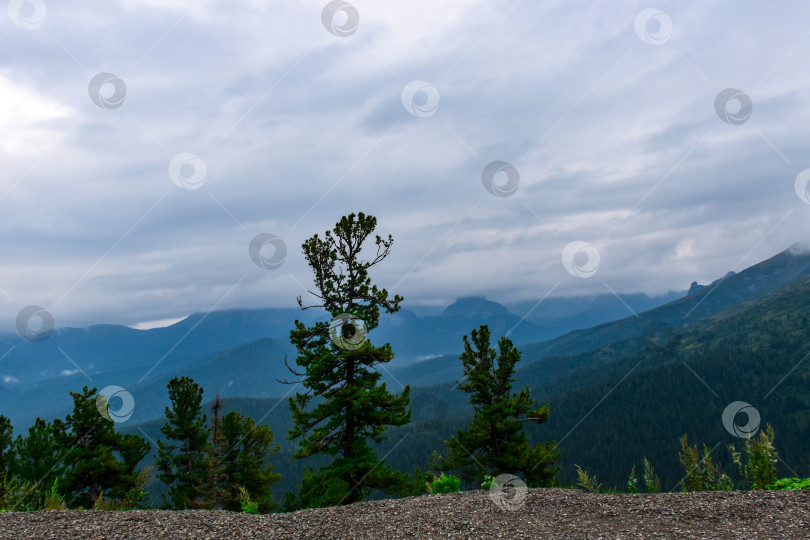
[218,411,280,513]
[436,325,560,487]
[58,387,150,508]
[156,376,211,509]
[8,418,67,491]
[286,212,414,508]
[0,415,13,475]
[205,394,226,508]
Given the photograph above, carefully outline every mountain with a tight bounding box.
[0,306,319,387]
[0,295,553,428]
[514,247,810,365]
[384,246,810,389]
[8,245,810,493]
[505,291,684,334]
[0,336,298,428]
[519,272,810,491]
[129,263,810,503]
[687,271,736,296]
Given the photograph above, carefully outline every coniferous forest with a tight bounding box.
[2,213,809,512]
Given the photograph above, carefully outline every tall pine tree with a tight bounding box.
[58,387,150,507]
[156,376,211,508]
[436,325,560,487]
[205,395,226,508]
[218,411,280,513]
[286,212,414,508]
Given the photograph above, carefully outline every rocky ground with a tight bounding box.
[0,488,808,539]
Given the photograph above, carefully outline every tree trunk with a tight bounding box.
[344,358,355,461]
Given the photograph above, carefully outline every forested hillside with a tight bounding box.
[123,269,810,504]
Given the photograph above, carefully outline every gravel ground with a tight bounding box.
[1,489,808,539]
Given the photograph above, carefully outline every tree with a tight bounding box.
[156,376,211,509]
[217,411,280,513]
[0,415,13,475]
[205,394,226,508]
[8,418,67,492]
[286,212,414,508]
[58,387,150,508]
[435,325,560,487]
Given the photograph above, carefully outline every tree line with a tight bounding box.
[0,212,560,511]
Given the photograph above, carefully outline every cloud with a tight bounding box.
[1,0,810,330]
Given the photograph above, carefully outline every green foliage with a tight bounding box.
[0,474,40,511]
[287,213,413,508]
[728,424,778,490]
[156,376,212,509]
[480,475,496,490]
[678,434,732,492]
[642,458,661,493]
[8,418,67,496]
[239,486,259,514]
[487,270,810,492]
[626,465,639,494]
[58,387,150,508]
[767,477,810,490]
[122,465,153,510]
[217,411,280,513]
[43,478,66,510]
[575,464,602,493]
[425,472,460,494]
[436,325,560,487]
[0,416,13,474]
[205,395,226,507]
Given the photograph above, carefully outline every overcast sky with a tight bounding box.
[2,0,810,331]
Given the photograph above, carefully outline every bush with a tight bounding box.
[575,465,602,493]
[642,458,661,493]
[122,466,152,510]
[728,424,778,490]
[43,479,66,511]
[678,435,732,492]
[426,473,460,494]
[767,477,810,490]
[239,487,259,514]
[626,466,639,493]
[0,475,40,511]
[480,475,496,490]
[89,466,153,511]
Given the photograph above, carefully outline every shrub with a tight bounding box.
[43,479,66,511]
[89,467,153,511]
[642,458,661,493]
[575,465,602,493]
[0,475,40,511]
[426,473,461,494]
[480,475,496,490]
[728,424,778,490]
[678,435,732,492]
[121,466,152,510]
[626,466,639,493]
[239,487,259,514]
[768,477,810,490]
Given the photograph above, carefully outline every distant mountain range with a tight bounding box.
[4,245,810,445]
[125,245,810,500]
[386,247,810,388]
[0,287,682,427]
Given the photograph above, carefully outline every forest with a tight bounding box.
[1,213,809,513]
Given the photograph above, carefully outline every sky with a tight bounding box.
[2,0,810,331]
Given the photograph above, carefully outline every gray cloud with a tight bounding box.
[2,0,810,331]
